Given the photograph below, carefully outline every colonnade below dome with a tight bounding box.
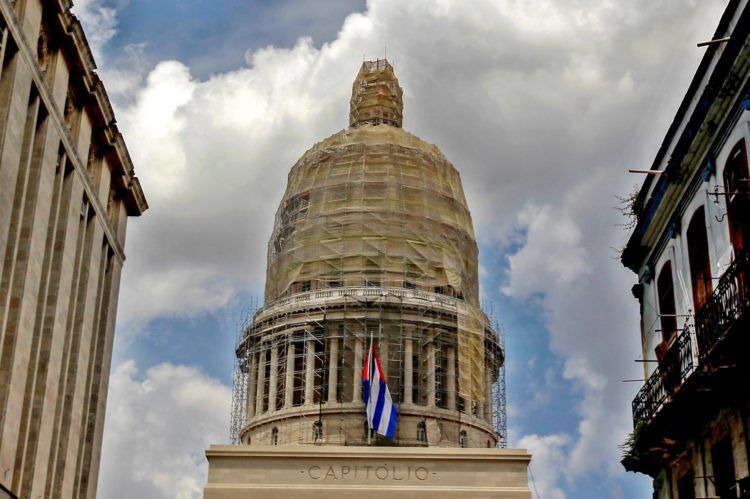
[236,288,503,448]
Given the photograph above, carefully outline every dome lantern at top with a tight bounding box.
[349,59,403,128]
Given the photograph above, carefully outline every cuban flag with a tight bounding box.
[363,341,398,438]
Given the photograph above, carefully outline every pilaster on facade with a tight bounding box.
[0,0,146,497]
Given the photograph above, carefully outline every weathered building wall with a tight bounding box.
[621,1,750,497]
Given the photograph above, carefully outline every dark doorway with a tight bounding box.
[711,436,736,499]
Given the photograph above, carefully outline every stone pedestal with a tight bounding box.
[204,445,531,498]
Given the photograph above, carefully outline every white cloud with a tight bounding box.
[70,0,119,62]
[519,433,571,499]
[81,0,731,494]
[97,361,231,499]
[503,203,590,299]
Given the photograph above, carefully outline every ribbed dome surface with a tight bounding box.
[265,124,479,305]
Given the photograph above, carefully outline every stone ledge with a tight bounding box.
[204,445,531,498]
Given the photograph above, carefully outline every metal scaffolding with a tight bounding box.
[229,288,507,448]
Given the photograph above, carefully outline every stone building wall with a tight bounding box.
[0,1,146,497]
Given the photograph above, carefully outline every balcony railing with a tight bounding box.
[632,250,750,424]
[632,326,696,422]
[695,250,750,360]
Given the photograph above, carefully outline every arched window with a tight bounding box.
[416,421,426,444]
[724,139,750,256]
[271,427,279,446]
[687,207,713,312]
[656,262,677,345]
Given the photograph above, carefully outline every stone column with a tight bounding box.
[426,341,436,407]
[403,339,413,404]
[268,344,279,412]
[284,341,295,408]
[327,337,339,403]
[446,346,456,410]
[255,348,265,415]
[353,337,364,403]
[304,339,315,405]
[246,348,258,418]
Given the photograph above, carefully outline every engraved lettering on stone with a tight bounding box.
[305,464,432,481]
[307,465,321,479]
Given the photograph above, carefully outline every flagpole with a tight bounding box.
[367,331,373,446]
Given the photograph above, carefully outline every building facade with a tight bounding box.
[0,0,147,498]
[230,60,505,450]
[621,1,750,497]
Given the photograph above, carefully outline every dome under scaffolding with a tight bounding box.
[230,59,507,449]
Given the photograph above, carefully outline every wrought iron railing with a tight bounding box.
[632,326,696,422]
[632,251,750,424]
[695,250,750,360]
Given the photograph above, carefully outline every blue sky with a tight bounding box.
[71,1,729,497]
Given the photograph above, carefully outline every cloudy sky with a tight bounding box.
[71,0,729,497]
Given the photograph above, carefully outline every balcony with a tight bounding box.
[695,250,750,360]
[631,250,750,425]
[631,326,696,423]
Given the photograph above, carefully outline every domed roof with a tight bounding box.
[265,62,479,305]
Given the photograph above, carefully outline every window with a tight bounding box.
[657,262,678,345]
[292,339,305,406]
[417,422,426,443]
[459,431,467,448]
[262,348,271,412]
[312,332,327,404]
[687,207,713,312]
[411,352,421,405]
[724,140,750,256]
[435,365,447,409]
[328,280,342,288]
[403,280,416,289]
[300,280,311,292]
[271,427,279,446]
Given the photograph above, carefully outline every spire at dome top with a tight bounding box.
[349,59,403,128]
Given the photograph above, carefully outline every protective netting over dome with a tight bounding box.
[265,125,478,305]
